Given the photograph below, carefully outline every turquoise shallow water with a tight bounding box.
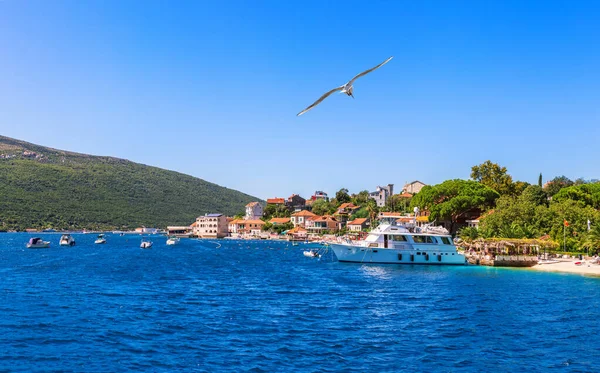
[1,233,599,372]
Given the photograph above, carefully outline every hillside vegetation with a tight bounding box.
[0,136,259,231]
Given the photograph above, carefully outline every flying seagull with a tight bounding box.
[297,56,393,116]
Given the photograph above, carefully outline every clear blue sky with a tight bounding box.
[1,0,599,200]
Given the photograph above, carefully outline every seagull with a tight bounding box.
[297,56,393,116]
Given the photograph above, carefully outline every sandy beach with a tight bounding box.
[530,259,600,276]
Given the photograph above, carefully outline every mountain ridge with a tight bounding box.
[0,135,261,231]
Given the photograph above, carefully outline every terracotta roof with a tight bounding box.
[397,193,413,198]
[246,202,260,207]
[338,202,359,210]
[348,218,368,226]
[243,219,265,225]
[287,226,307,234]
[292,210,317,217]
[312,215,337,222]
[396,217,414,223]
[270,218,291,224]
[190,221,198,227]
[379,212,403,217]
[228,219,245,224]
[267,198,285,204]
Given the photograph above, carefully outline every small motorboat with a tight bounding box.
[140,240,153,249]
[59,234,76,246]
[95,234,107,244]
[26,237,50,249]
[303,250,320,258]
[166,237,180,246]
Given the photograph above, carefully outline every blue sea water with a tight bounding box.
[1,233,599,372]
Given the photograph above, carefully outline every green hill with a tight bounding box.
[0,135,260,231]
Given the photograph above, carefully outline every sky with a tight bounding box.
[1,0,599,200]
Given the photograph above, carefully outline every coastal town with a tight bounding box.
[165,181,431,241]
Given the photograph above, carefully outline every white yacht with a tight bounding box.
[94,234,106,244]
[140,239,153,249]
[166,237,180,246]
[330,223,466,265]
[59,234,76,246]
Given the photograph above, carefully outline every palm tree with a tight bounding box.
[583,223,600,256]
[366,199,378,224]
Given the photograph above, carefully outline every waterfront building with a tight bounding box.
[245,202,263,220]
[306,215,338,234]
[369,184,394,207]
[195,213,228,238]
[166,225,193,237]
[347,218,369,232]
[228,219,265,236]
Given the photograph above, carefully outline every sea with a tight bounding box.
[1,233,599,372]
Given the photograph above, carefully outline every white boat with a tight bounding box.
[94,234,106,244]
[26,237,50,249]
[303,250,320,258]
[140,239,153,249]
[59,234,76,246]
[329,223,466,265]
[166,237,180,246]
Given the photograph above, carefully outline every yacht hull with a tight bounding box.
[330,244,466,265]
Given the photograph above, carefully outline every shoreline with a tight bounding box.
[529,259,600,276]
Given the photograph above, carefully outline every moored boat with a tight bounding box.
[94,234,106,244]
[166,237,180,246]
[26,237,50,249]
[140,239,153,249]
[59,234,76,246]
[329,223,466,265]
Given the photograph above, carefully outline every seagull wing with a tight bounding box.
[297,86,344,116]
[347,56,393,86]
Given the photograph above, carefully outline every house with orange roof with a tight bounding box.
[287,226,308,240]
[270,217,291,226]
[336,202,360,215]
[306,215,338,234]
[245,201,263,220]
[266,198,285,205]
[290,210,317,227]
[347,218,369,232]
[228,219,265,236]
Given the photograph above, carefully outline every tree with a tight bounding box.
[312,199,331,216]
[335,188,351,205]
[365,199,379,223]
[470,160,514,195]
[352,190,370,206]
[543,176,573,197]
[263,203,290,219]
[552,183,600,209]
[583,222,600,256]
[520,185,548,206]
[262,222,273,231]
[538,173,543,187]
[410,179,499,233]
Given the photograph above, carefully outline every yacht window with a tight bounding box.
[412,236,425,243]
[426,236,437,244]
[416,252,421,255]
[441,237,452,245]
[392,235,407,242]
